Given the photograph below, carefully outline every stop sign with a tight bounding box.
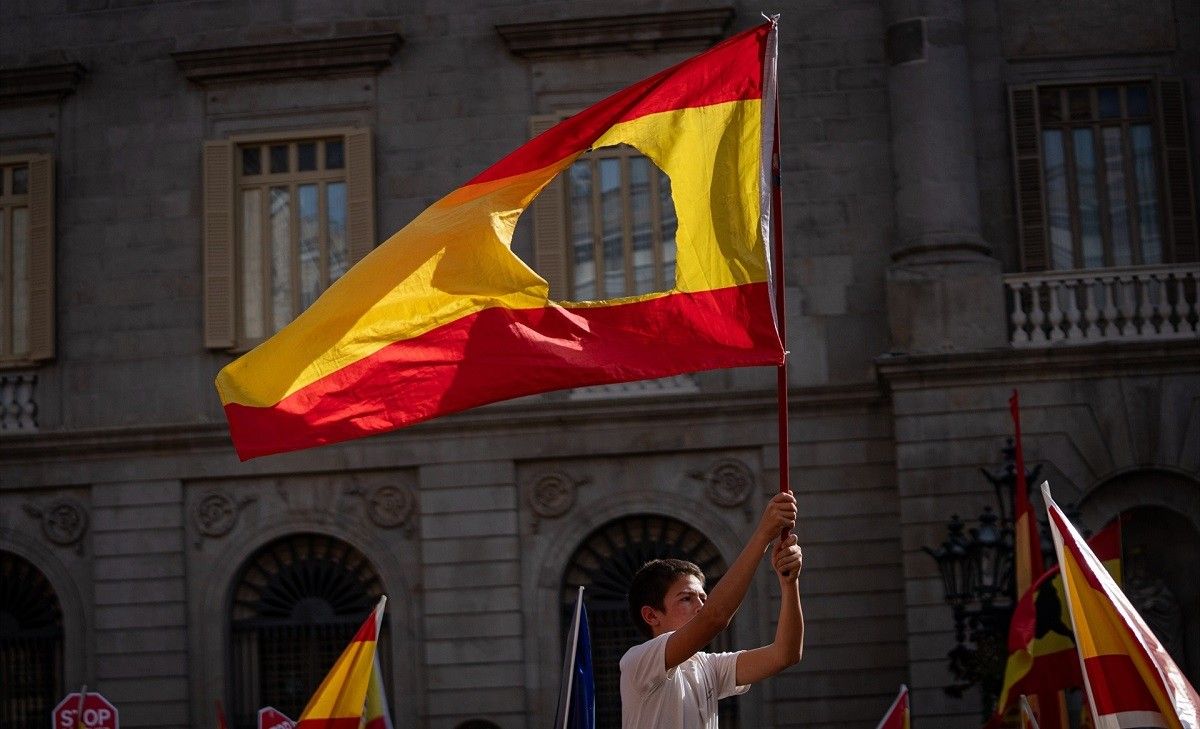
[51,692,119,729]
[257,707,295,729]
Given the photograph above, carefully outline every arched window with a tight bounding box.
[1120,506,1200,686]
[0,550,63,728]
[561,515,735,729]
[228,534,386,728]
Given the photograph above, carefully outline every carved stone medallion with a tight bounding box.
[530,472,576,520]
[702,459,755,508]
[23,499,88,548]
[194,492,240,538]
[365,484,415,529]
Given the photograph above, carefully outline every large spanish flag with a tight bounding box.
[1044,484,1200,729]
[296,597,386,729]
[216,21,784,460]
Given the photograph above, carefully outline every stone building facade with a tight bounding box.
[1,1,1197,728]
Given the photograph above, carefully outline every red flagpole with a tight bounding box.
[771,27,790,536]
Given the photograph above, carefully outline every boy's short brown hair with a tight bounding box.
[627,558,705,638]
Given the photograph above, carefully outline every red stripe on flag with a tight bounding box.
[468,23,769,185]
[352,616,377,642]
[1083,654,1162,715]
[224,283,783,459]
[294,719,363,729]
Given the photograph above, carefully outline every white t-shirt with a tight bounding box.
[619,631,749,729]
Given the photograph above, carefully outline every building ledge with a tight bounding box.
[876,339,1200,390]
[0,63,86,105]
[171,32,402,85]
[495,8,735,59]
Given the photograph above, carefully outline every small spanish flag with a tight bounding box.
[296,597,386,729]
[875,685,909,729]
[1044,484,1200,729]
[216,21,784,460]
[359,654,393,729]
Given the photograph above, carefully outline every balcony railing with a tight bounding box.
[1005,265,1199,347]
[1,373,37,431]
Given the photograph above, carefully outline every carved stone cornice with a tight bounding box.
[495,8,735,59]
[171,32,402,86]
[0,63,86,105]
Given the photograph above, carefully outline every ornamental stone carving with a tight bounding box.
[345,483,417,536]
[528,472,586,532]
[365,484,415,530]
[192,491,255,547]
[694,458,755,509]
[23,499,88,552]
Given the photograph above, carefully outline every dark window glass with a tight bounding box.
[325,140,344,170]
[11,166,28,195]
[241,147,261,176]
[1039,88,1062,123]
[1069,88,1092,121]
[269,144,289,174]
[1127,85,1151,116]
[1098,87,1121,119]
[298,142,317,172]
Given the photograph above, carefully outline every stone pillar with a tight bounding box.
[884,0,1005,352]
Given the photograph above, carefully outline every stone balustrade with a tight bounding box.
[1005,265,1199,347]
[1,372,37,431]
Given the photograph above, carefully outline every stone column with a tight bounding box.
[884,0,1005,352]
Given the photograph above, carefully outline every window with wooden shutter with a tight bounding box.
[529,114,569,298]
[1009,79,1196,271]
[204,129,376,350]
[0,155,54,366]
[528,114,678,301]
[1157,78,1198,262]
[203,140,236,349]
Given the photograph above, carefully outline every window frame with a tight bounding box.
[203,127,374,351]
[1009,76,1198,272]
[0,154,54,368]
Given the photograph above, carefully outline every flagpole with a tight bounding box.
[769,19,791,529]
[75,685,87,729]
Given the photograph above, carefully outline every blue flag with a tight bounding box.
[556,586,596,729]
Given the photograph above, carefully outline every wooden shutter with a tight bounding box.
[1009,84,1049,271]
[26,155,54,361]
[1157,78,1198,263]
[203,140,236,349]
[345,128,376,265]
[529,114,569,298]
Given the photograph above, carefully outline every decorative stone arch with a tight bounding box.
[523,491,767,729]
[0,526,90,690]
[1078,467,1200,685]
[190,515,421,729]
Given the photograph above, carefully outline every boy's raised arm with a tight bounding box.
[733,534,805,685]
[663,491,798,670]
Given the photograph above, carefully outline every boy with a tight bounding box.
[620,491,803,728]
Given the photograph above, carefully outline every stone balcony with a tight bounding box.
[1004,264,1199,347]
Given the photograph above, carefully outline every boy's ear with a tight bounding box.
[640,605,659,629]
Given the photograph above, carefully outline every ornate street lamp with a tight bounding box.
[923,439,1040,718]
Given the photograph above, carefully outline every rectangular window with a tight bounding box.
[1036,83,1165,270]
[562,145,676,300]
[236,137,350,346]
[1,163,31,361]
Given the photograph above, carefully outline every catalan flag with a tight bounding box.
[875,685,909,729]
[1044,484,1200,729]
[296,596,386,729]
[360,654,393,729]
[216,21,784,460]
[989,518,1121,727]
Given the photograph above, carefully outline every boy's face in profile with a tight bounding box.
[643,573,707,637]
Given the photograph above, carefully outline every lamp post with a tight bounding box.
[923,439,1041,719]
